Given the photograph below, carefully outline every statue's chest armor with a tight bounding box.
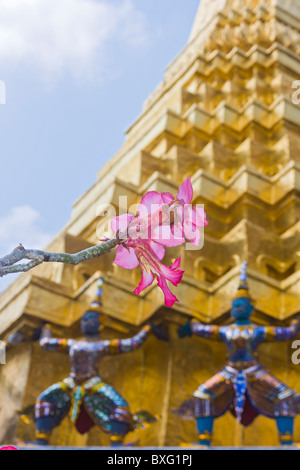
[70,341,98,363]
[224,326,254,350]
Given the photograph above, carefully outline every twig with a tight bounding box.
[0,238,120,277]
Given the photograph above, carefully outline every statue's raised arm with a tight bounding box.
[100,323,167,356]
[255,319,300,343]
[178,319,222,341]
[39,323,71,353]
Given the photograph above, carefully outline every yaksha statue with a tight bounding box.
[176,262,300,446]
[32,279,166,446]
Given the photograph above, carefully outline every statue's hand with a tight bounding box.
[148,323,169,342]
[31,322,49,341]
[37,323,53,341]
[6,330,25,346]
[177,321,192,338]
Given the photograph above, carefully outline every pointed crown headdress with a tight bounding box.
[232,261,253,303]
[83,278,107,321]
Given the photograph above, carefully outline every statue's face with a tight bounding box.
[231,298,253,321]
[80,311,101,336]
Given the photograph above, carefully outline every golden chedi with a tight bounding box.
[1,0,300,446]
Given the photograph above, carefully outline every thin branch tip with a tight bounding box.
[0,238,119,278]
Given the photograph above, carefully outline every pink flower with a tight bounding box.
[111,214,185,307]
[113,194,180,247]
[158,177,208,247]
[112,221,185,307]
[115,178,207,247]
[110,178,207,306]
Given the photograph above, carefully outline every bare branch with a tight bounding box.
[0,238,120,277]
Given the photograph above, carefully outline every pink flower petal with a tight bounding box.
[177,177,193,204]
[114,245,139,269]
[157,275,179,307]
[138,191,164,218]
[133,267,154,295]
[170,256,181,270]
[188,228,201,247]
[171,205,184,238]
[183,219,201,245]
[172,223,184,239]
[161,192,174,204]
[184,206,208,227]
[128,219,151,241]
[159,263,185,286]
[148,240,165,261]
[151,225,185,247]
[194,206,208,226]
[111,214,136,235]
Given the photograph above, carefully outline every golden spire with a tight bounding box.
[86,278,104,314]
[233,262,253,302]
[188,0,299,45]
[189,0,227,43]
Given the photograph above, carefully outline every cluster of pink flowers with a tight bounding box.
[111,178,208,307]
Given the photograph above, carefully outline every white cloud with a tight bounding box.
[0,205,52,251]
[0,0,148,80]
[0,205,53,291]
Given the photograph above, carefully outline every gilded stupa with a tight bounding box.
[1,0,300,446]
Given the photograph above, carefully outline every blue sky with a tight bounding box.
[0,0,200,290]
